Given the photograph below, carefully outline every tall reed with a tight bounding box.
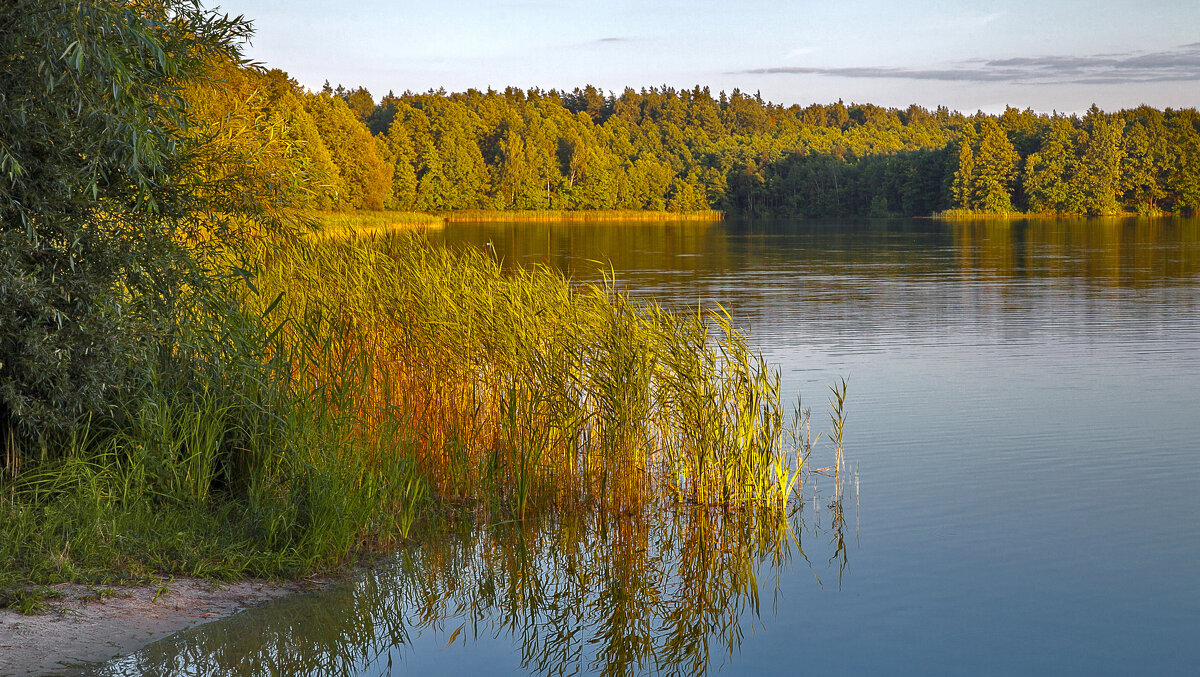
[254,230,806,516]
[828,378,848,506]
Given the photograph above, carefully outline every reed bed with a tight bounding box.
[254,230,805,517]
[438,209,724,223]
[309,210,445,238]
[307,209,724,240]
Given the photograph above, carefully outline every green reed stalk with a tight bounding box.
[828,378,848,506]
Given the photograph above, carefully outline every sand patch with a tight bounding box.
[0,577,324,676]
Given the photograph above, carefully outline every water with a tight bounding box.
[93,217,1200,675]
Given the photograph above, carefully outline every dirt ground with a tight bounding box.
[0,577,324,676]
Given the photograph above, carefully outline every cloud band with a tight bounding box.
[740,44,1200,85]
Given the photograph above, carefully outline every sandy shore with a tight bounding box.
[0,577,324,676]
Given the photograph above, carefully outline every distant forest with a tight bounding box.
[191,62,1200,217]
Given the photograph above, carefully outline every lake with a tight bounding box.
[91,217,1200,675]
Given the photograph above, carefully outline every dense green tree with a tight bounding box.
[367,92,400,136]
[949,119,1019,212]
[343,86,375,122]
[998,106,1044,156]
[1120,117,1168,214]
[971,118,1020,212]
[1022,116,1076,213]
[305,93,393,209]
[382,103,421,208]
[561,85,613,124]
[1067,107,1126,215]
[0,0,254,457]
[950,126,977,209]
[1164,111,1200,213]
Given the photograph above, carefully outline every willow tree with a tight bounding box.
[0,1,261,468]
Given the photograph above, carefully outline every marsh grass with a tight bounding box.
[827,378,848,506]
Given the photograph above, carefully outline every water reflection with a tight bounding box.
[434,216,1200,288]
[90,502,852,676]
[948,217,1200,284]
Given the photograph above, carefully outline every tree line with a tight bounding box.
[189,65,1200,217]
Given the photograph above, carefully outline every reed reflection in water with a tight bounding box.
[89,499,854,676]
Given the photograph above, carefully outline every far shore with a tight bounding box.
[926,209,1178,220]
[310,208,1190,231]
[436,209,724,222]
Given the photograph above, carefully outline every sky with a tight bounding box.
[215,0,1200,114]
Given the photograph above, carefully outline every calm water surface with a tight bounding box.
[95,217,1200,675]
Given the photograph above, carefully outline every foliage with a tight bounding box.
[0,2,819,606]
[952,118,1020,213]
[233,74,1200,218]
[303,94,393,210]
[0,0,255,464]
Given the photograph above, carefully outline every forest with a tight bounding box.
[196,61,1200,218]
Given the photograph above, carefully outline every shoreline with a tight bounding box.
[0,577,332,676]
[436,209,724,222]
[313,208,1191,227]
[926,210,1178,220]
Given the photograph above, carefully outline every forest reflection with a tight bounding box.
[90,504,851,676]
[948,217,1200,284]
[434,217,1200,290]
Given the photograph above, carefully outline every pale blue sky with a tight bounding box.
[217,0,1200,114]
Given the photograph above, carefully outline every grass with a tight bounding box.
[0,210,836,611]
[931,208,1024,219]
